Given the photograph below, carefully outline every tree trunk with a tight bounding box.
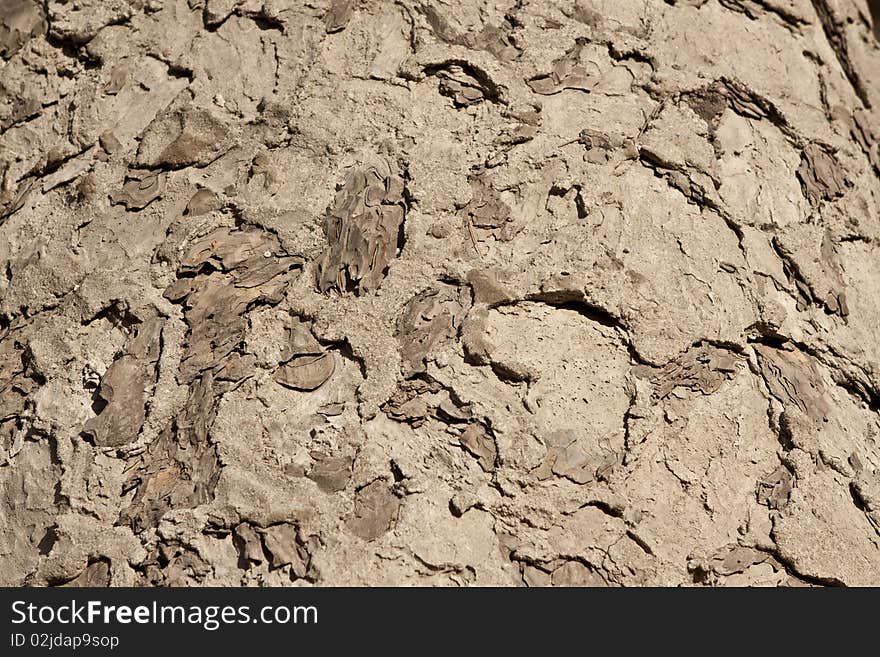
[2,0,880,586]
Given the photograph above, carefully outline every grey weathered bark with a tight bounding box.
[1,0,880,586]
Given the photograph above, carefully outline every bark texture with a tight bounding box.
[2,0,880,586]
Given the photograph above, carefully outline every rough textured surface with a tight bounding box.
[2,0,880,587]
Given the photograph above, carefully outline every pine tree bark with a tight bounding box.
[1,0,880,586]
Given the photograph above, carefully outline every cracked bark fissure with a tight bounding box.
[1,0,880,588]
[719,0,808,30]
[810,0,872,108]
